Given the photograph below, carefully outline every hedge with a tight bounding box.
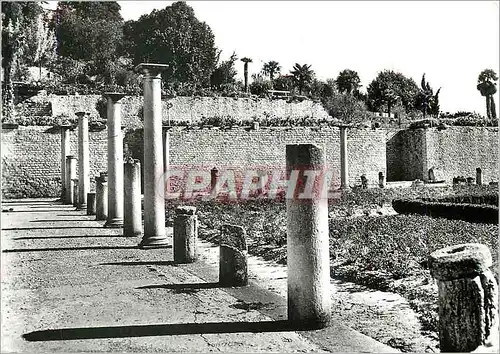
[392,199,498,224]
[421,194,498,206]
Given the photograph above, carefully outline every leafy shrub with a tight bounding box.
[421,194,498,205]
[392,199,498,224]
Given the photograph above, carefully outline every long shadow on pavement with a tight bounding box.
[2,245,144,253]
[136,282,221,290]
[2,210,76,213]
[23,320,293,341]
[13,235,129,240]
[100,261,175,266]
[30,219,97,223]
[2,227,106,231]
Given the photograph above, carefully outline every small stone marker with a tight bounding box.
[378,172,385,188]
[466,176,474,185]
[87,192,96,215]
[219,224,248,287]
[476,168,482,185]
[173,206,198,263]
[360,174,368,189]
[429,243,499,352]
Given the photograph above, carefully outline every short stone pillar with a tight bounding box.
[60,124,71,202]
[135,63,169,247]
[76,111,89,210]
[378,172,385,188]
[429,244,499,352]
[476,168,482,185]
[124,159,142,237]
[210,167,219,198]
[219,224,248,287]
[173,206,198,263]
[360,174,368,189]
[340,126,349,189]
[65,156,77,204]
[286,144,331,329]
[103,93,127,228]
[428,168,436,182]
[467,176,474,185]
[96,172,108,221]
[72,179,79,207]
[87,192,96,215]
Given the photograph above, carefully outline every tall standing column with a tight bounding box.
[76,111,89,210]
[135,63,169,248]
[103,93,127,228]
[286,144,331,329]
[163,127,170,194]
[60,124,71,202]
[124,159,142,237]
[340,126,349,189]
[65,156,77,204]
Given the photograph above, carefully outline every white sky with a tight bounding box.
[46,1,500,115]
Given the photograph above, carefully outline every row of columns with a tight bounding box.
[59,63,170,248]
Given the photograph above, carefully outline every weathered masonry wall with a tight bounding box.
[425,127,498,183]
[23,94,330,128]
[386,127,498,182]
[1,126,107,198]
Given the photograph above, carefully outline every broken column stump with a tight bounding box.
[96,172,108,221]
[429,243,499,352]
[87,192,96,215]
[219,224,248,287]
[173,206,198,263]
[72,179,79,207]
[124,159,142,237]
[378,172,385,188]
[476,168,483,185]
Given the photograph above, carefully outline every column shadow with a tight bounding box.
[2,209,76,213]
[2,245,140,253]
[100,261,175,266]
[13,235,127,240]
[2,227,106,231]
[23,320,293,341]
[30,219,95,223]
[136,282,221,290]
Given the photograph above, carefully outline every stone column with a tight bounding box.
[210,167,219,198]
[72,179,79,207]
[65,156,77,204]
[429,243,498,352]
[173,206,198,263]
[103,93,127,228]
[340,126,349,189]
[219,224,248,286]
[60,124,71,202]
[87,192,96,215]
[162,127,170,174]
[476,168,482,185]
[378,172,385,188]
[124,159,142,237]
[76,111,89,210]
[286,144,331,329]
[135,63,169,247]
[96,172,108,221]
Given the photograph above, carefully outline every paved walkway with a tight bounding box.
[1,198,396,352]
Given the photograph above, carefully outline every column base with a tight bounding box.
[76,203,87,211]
[138,236,170,248]
[104,218,124,228]
[124,230,142,237]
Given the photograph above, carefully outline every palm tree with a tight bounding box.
[477,69,498,119]
[290,63,314,95]
[241,57,252,93]
[261,60,281,88]
[335,69,361,95]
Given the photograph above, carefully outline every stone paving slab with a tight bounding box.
[1,199,396,352]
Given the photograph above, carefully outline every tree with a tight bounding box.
[335,69,361,95]
[55,1,123,84]
[249,73,272,96]
[2,1,44,119]
[415,74,441,118]
[261,60,281,87]
[323,92,369,124]
[367,70,419,116]
[123,1,218,88]
[22,12,57,79]
[290,63,314,95]
[240,57,252,93]
[477,69,498,119]
[210,51,238,89]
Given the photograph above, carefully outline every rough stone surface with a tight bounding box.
[430,243,499,352]
[219,224,248,287]
[86,192,96,215]
[176,206,197,216]
[173,211,198,264]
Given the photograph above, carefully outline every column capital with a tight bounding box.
[66,155,77,160]
[162,125,174,132]
[103,92,127,103]
[75,111,89,118]
[59,123,72,130]
[134,63,169,77]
